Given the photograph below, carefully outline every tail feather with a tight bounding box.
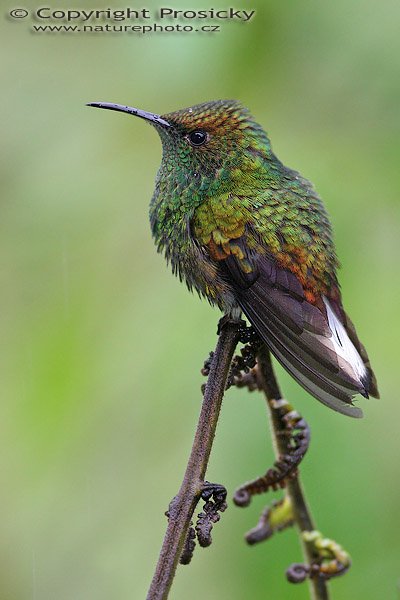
[241,290,364,417]
[339,306,379,399]
[322,297,370,394]
[221,253,378,417]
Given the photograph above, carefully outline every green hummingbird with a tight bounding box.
[87,99,379,417]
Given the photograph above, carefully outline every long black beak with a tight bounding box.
[86,102,171,128]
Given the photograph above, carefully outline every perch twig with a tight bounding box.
[146,319,241,600]
[256,346,330,600]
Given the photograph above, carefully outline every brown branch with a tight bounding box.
[146,319,241,600]
[256,345,330,600]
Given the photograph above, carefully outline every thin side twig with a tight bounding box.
[146,320,241,600]
[256,345,330,600]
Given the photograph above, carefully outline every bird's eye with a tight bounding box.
[188,131,208,146]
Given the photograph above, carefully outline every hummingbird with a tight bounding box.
[87,99,379,417]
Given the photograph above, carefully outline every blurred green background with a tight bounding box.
[1,1,399,598]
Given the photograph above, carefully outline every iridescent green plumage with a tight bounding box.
[88,99,379,417]
[150,101,337,308]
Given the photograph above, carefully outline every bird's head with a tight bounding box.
[87,100,272,184]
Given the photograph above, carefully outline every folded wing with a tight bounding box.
[221,252,376,417]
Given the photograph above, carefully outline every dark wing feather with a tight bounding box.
[221,252,369,418]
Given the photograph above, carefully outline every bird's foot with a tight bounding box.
[217,314,245,335]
